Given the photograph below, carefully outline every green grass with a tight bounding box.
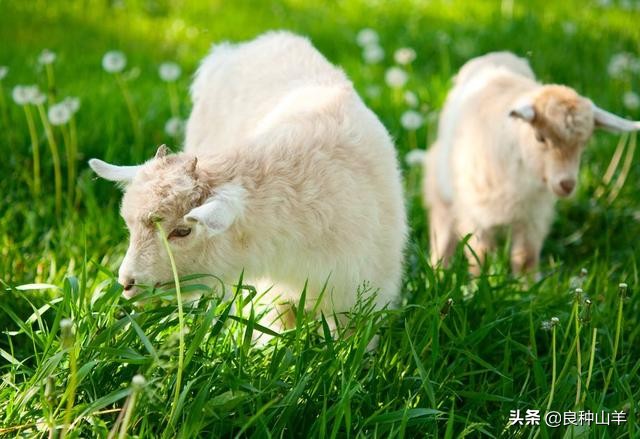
[1,0,640,437]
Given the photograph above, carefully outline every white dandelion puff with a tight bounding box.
[363,44,384,64]
[48,102,72,126]
[454,38,475,58]
[62,96,81,114]
[12,85,40,106]
[404,90,419,108]
[401,110,424,130]
[38,49,56,65]
[165,116,185,137]
[394,47,416,65]
[385,67,408,89]
[608,52,635,79]
[405,149,426,167]
[541,317,559,331]
[436,31,451,45]
[12,86,30,105]
[159,62,181,82]
[31,91,46,106]
[365,85,381,99]
[132,374,146,389]
[356,28,379,47]
[102,50,127,73]
[0,66,8,80]
[623,91,640,110]
[562,21,577,36]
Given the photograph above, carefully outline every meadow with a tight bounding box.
[1,0,640,437]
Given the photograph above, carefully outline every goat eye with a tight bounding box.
[168,227,192,239]
[535,132,546,143]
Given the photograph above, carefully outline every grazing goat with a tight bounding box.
[423,51,640,274]
[90,31,407,340]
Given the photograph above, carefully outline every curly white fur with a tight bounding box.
[90,31,407,339]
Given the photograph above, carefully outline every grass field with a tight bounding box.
[1,0,640,437]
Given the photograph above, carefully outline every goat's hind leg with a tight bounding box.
[428,203,457,268]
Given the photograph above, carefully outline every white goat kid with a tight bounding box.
[423,51,640,274]
[90,31,407,341]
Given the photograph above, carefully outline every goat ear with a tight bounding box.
[509,102,536,122]
[592,103,640,132]
[89,158,142,183]
[184,183,246,235]
[155,144,171,159]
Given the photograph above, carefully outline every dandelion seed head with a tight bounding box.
[608,52,636,79]
[385,66,408,89]
[562,21,577,36]
[159,62,181,82]
[454,38,475,58]
[436,31,451,45]
[542,317,559,331]
[165,116,185,137]
[48,102,72,126]
[132,374,146,389]
[356,28,379,47]
[394,47,416,65]
[0,66,8,80]
[405,149,426,167]
[404,90,419,108]
[619,282,628,289]
[365,85,381,99]
[363,44,384,64]
[400,110,424,130]
[12,85,40,106]
[31,91,46,106]
[62,96,81,114]
[102,50,127,73]
[12,86,30,105]
[38,49,56,65]
[623,91,640,110]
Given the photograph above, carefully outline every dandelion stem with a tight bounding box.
[61,124,74,205]
[23,105,41,196]
[573,290,582,407]
[156,222,184,430]
[36,103,63,217]
[602,284,626,402]
[545,324,557,412]
[0,82,13,148]
[118,388,140,439]
[60,321,77,439]
[167,82,179,118]
[69,116,79,205]
[45,64,56,104]
[582,326,597,405]
[115,72,143,160]
[408,129,418,150]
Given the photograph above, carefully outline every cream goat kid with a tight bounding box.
[424,51,640,274]
[90,31,407,339]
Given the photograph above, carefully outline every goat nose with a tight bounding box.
[122,278,135,291]
[560,179,576,194]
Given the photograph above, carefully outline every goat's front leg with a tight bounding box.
[457,218,494,275]
[510,222,545,275]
